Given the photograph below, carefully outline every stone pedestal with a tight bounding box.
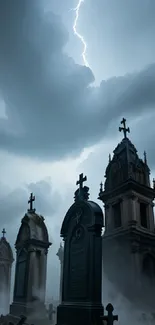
[57,303,103,325]
[10,301,47,318]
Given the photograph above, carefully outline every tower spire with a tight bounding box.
[144,151,147,164]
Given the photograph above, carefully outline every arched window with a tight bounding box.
[143,254,155,280]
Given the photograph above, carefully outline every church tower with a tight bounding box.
[99,118,155,309]
[0,229,14,315]
[10,193,51,319]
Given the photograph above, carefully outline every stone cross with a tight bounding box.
[48,303,56,321]
[2,228,6,238]
[119,118,130,138]
[101,303,118,325]
[28,192,35,211]
[76,173,87,189]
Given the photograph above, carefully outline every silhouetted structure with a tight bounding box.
[56,174,104,325]
[48,303,56,323]
[99,118,155,309]
[56,243,64,303]
[101,303,118,325]
[10,193,51,321]
[0,229,14,315]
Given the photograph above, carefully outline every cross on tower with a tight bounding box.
[76,173,87,190]
[2,228,6,238]
[101,303,118,325]
[119,118,130,138]
[28,192,35,211]
[144,151,147,164]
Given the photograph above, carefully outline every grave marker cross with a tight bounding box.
[2,228,6,238]
[28,192,35,211]
[101,303,118,325]
[76,173,87,190]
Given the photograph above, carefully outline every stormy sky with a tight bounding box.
[0,0,155,301]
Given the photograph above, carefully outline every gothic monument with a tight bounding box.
[10,193,51,321]
[56,174,104,325]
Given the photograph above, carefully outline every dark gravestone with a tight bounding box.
[56,174,104,325]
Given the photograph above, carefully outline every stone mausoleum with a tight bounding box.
[0,229,14,315]
[10,193,52,324]
[99,118,155,310]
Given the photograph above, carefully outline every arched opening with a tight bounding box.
[143,254,155,281]
[32,249,42,302]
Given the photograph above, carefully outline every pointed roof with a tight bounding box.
[0,229,14,263]
[99,118,152,198]
[15,193,52,249]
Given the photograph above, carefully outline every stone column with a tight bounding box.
[56,243,64,303]
[0,234,14,315]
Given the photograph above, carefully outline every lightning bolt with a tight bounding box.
[72,0,89,67]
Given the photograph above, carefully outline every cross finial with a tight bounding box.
[119,118,130,139]
[74,174,89,202]
[28,192,35,211]
[2,228,6,238]
[101,303,118,325]
[76,173,87,189]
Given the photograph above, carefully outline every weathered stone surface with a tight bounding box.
[56,175,104,325]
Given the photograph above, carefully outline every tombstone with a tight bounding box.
[56,173,104,325]
[0,229,14,315]
[48,303,56,323]
[101,304,118,325]
[10,193,51,322]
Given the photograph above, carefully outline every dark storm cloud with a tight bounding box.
[0,179,60,232]
[0,0,155,160]
[27,179,61,216]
